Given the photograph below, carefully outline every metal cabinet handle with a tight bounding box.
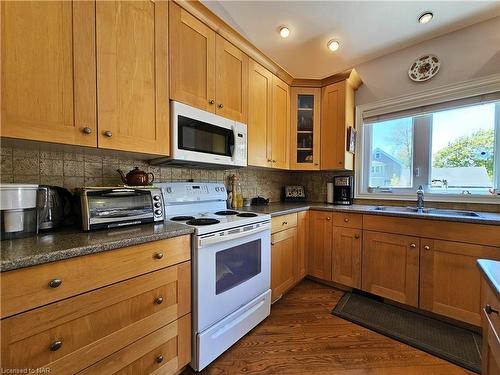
[271,242,275,246]
[49,279,62,288]
[326,217,331,220]
[282,221,287,225]
[486,304,499,315]
[267,159,272,162]
[50,340,63,351]
[153,252,163,260]
[208,99,215,104]
[82,127,92,134]
[155,354,164,364]
[155,296,164,305]
[103,130,112,137]
[272,160,277,163]
[344,218,349,222]
[424,245,431,250]
[218,103,224,109]
[354,234,360,239]
[314,163,319,166]
[410,243,416,248]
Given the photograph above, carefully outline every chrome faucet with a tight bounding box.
[416,185,424,212]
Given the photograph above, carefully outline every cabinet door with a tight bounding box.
[362,231,420,307]
[308,211,333,280]
[247,60,273,168]
[290,87,321,170]
[420,240,500,326]
[96,1,169,156]
[296,211,309,281]
[215,35,248,123]
[320,81,355,170]
[1,1,96,146]
[332,227,361,288]
[169,2,216,112]
[271,76,290,169]
[271,227,297,302]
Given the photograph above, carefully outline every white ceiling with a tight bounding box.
[202,1,500,79]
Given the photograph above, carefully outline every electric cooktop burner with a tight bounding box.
[186,218,221,226]
[214,210,239,216]
[170,216,195,221]
[237,212,258,217]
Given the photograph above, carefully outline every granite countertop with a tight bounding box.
[0,222,194,272]
[478,259,500,300]
[243,202,500,225]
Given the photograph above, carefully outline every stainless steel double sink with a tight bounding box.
[371,206,481,218]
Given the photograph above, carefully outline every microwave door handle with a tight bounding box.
[229,126,236,157]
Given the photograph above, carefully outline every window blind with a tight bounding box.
[362,91,500,124]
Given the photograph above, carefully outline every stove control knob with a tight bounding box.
[220,187,225,191]
[166,187,172,194]
[215,187,220,192]
[153,195,160,201]
[155,209,162,216]
[154,202,161,208]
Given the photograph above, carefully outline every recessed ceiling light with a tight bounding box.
[279,27,290,38]
[327,39,340,52]
[418,12,433,24]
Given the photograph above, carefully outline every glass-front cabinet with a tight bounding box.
[290,87,321,170]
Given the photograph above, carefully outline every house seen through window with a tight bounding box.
[361,98,499,197]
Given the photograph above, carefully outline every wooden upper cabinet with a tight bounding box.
[332,227,361,288]
[420,240,500,326]
[271,76,290,169]
[308,211,333,280]
[169,2,215,112]
[290,87,321,170]
[321,74,359,170]
[215,35,248,123]
[362,231,420,307]
[248,60,273,168]
[96,1,169,156]
[1,1,96,147]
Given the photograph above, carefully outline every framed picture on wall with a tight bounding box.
[347,126,357,154]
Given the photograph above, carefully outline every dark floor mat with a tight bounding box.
[332,292,482,373]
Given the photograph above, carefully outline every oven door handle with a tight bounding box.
[198,222,270,248]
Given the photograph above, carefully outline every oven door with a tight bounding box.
[194,223,271,332]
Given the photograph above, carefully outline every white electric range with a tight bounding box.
[158,182,271,371]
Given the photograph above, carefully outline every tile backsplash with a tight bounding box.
[0,145,294,203]
[2,144,498,212]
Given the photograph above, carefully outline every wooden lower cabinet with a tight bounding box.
[332,227,361,288]
[362,231,420,307]
[420,240,500,326]
[296,211,309,280]
[78,314,191,375]
[308,211,333,280]
[481,277,500,375]
[0,237,192,375]
[271,227,297,301]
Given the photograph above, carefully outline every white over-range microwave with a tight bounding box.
[151,101,247,168]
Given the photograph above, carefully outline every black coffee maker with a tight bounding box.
[333,176,354,205]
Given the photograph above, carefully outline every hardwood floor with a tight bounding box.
[185,279,474,375]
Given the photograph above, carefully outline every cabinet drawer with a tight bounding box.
[332,212,362,229]
[271,213,298,233]
[483,279,500,340]
[78,314,191,375]
[1,262,191,374]
[1,235,190,318]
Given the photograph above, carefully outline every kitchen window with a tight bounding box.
[357,85,500,202]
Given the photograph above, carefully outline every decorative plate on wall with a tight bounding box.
[408,55,440,82]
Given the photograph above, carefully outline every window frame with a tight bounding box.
[355,74,500,204]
